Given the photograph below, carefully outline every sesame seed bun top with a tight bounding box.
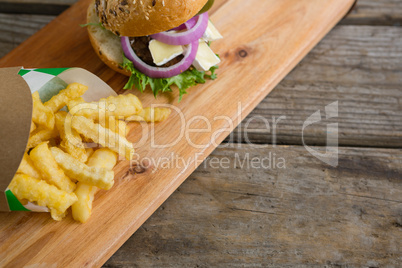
[95,0,208,37]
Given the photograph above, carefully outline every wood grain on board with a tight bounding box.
[231,25,402,147]
[105,145,402,267]
[0,0,356,267]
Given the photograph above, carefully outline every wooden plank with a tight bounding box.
[1,16,400,148]
[342,0,402,26]
[0,14,54,58]
[0,1,75,15]
[0,0,355,267]
[104,145,402,267]
[0,0,75,3]
[229,25,402,148]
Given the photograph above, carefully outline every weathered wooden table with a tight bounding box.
[1,0,401,266]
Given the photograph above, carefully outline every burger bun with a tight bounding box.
[87,2,130,76]
[96,0,209,37]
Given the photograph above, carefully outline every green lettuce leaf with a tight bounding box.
[121,55,218,102]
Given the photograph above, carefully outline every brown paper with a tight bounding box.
[0,67,32,211]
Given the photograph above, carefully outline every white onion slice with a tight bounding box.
[121,36,199,78]
[150,13,209,46]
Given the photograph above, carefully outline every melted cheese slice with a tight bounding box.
[202,20,223,42]
[193,42,221,72]
[149,39,184,66]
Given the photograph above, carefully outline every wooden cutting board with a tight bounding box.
[0,0,355,267]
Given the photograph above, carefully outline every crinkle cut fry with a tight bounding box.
[70,115,134,160]
[126,107,171,123]
[30,142,76,193]
[55,111,87,163]
[8,174,77,221]
[50,147,115,190]
[32,91,55,130]
[68,94,143,119]
[72,148,117,223]
[44,83,88,113]
[17,152,41,179]
[27,128,58,150]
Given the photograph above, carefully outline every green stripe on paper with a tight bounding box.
[18,69,31,76]
[35,68,69,76]
[5,190,30,211]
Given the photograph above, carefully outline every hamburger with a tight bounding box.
[85,0,222,101]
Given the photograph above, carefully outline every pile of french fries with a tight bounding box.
[9,83,171,223]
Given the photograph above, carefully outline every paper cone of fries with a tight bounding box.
[0,67,117,213]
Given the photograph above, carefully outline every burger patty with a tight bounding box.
[130,37,184,68]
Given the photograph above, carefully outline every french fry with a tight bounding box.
[97,94,143,117]
[55,111,87,163]
[70,116,134,160]
[71,183,97,223]
[9,82,160,222]
[72,148,117,223]
[99,116,128,137]
[85,148,94,161]
[86,148,118,170]
[32,91,55,130]
[67,97,85,109]
[16,152,41,180]
[27,128,59,150]
[68,94,143,119]
[68,96,130,137]
[8,174,78,221]
[50,210,68,222]
[67,101,100,121]
[125,115,144,122]
[30,121,36,133]
[30,142,76,193]
[44,83,88,113]
[68,101,129,137]
[126,107,171,123]
[50,147,114,190]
